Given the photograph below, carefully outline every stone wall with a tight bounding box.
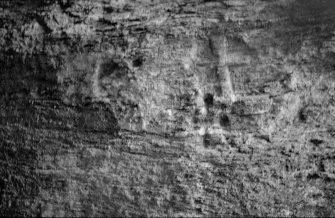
[1,0,335,216]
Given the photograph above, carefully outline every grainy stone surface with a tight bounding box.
[1,0,335,217]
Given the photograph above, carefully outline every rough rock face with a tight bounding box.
[1,0,335,217]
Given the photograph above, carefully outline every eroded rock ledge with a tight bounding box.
[1,0,335,217]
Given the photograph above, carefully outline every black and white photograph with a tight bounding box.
[0,0,335,217]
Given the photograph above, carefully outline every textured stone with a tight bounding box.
[1,0,335,217]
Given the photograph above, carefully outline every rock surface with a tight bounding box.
[1,0,335,217]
